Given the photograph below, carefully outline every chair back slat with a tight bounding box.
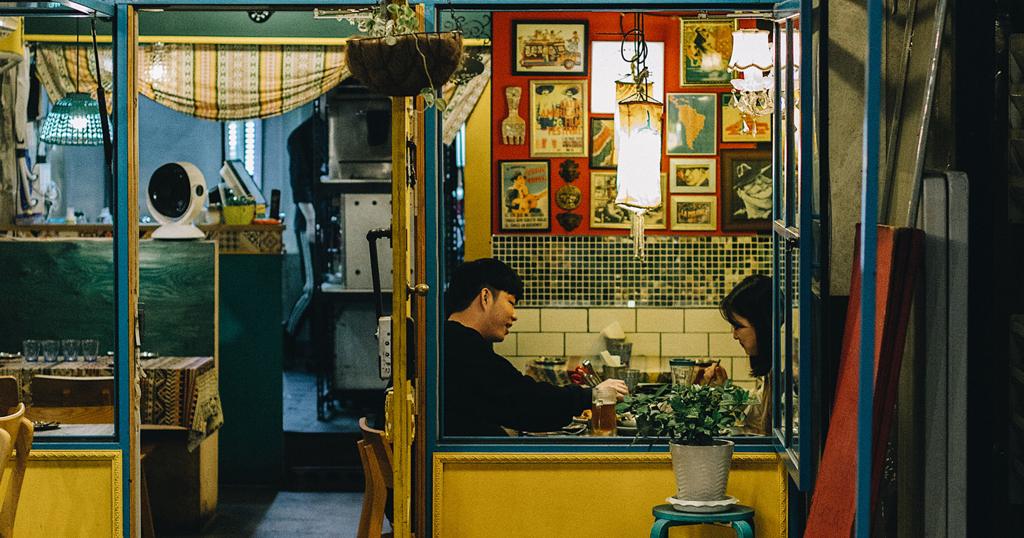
[0,403,33,537]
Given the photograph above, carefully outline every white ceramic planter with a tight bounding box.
[670,440,735,502]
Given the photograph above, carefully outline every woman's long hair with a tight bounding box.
[719,274,773,377]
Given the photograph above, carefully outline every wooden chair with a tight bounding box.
[0,403,33,537]
[28,375,114,423]
[358,417,393,538]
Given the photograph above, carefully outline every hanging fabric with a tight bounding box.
[34,44,113,111]
[441,49,491,145]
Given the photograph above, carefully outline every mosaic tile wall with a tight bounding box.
[491,235,773,307]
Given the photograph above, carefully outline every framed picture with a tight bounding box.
[513,21,588,75]
[721,93,772,142]
[669,157,717,194]
[590,117,616,169]
[589,171,666,229]
[590,41,664,114]
[721,150,773,231]
[666,93,717,156]
[679,18,737,86]
[530,80,588,157]
[499,160,550,231]
[670,195,718,231]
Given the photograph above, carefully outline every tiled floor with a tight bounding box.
[178,486,391,537]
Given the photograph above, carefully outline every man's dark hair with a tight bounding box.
[719,274,773,377]
[445,258,524,316]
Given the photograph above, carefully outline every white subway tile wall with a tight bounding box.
[661,333,709,357]
[685,309,733,333]
[709,333,745,357]
[627,333,661,356]
[564,332,605,356]
[540,308,589,332]
[511,308,540,332]
[588,309,637,333]
[517,332,565,356]
[637,309,686,332]
[493,334,517,356]
[491,235,771,307]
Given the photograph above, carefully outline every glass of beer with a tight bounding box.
[591,386,618,437]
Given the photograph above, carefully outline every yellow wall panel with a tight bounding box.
[463,81,492,261]
[3,450,122,537]
[434,452,785,538]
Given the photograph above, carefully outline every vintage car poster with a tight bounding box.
[513,21,588,75]
[500,160,550,231]
[530,80,588,157]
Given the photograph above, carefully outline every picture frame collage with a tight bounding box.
[497,15,773,234]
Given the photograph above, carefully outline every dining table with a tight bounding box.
[0,355,223,450]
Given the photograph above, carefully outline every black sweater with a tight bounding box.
[444,320,592,436]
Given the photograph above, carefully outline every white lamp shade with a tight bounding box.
[615,99,663,211]
[729,29,773,71]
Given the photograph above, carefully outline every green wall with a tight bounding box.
[218,253,283,484]
[0,239,215,357]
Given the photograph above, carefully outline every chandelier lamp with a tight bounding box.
[728,28,774,130]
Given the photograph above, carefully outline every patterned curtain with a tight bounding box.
[34,43,491,129]
[34,44,113,110]
[137,43,349,120]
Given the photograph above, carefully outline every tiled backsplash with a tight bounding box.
[498,306,757,390]
[492,234,772,307]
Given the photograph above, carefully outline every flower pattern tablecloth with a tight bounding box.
[0,355,223,450]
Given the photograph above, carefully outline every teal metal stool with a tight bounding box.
[650,504,755,538]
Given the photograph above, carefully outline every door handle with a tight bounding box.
[408,283,429,297]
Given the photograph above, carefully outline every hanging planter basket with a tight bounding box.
[346,31,463,97]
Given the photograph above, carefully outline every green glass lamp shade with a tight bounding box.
[39,92,106,146]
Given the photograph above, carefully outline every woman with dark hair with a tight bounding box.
[718,274,773,435]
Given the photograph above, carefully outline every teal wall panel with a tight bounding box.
[217,254,284,484]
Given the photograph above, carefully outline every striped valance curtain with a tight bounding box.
[137,43,349,120]
[34,43,491,139]
[34,44,114,110]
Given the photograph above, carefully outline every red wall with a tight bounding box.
[490,11,765,236]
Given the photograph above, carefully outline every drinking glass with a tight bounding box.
[590,386,617,437]
[624,369,641,393]
[22,339,40,362]
[81,339,99,363]
[669,358,696,387]
[61,339,81,362]
[42,340,59,363]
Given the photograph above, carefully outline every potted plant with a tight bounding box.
[343,0,463,107]
[618,383,749,511]
[222,188,256,225]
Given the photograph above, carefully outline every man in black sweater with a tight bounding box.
[444,258,628,436]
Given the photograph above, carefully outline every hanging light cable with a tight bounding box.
[614,13,663,260]
[39,17,105,146]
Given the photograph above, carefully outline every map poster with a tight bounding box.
[590,171,666,230]
[590,117,616,169]
[679,18,736,86]
[722,93,772,142]
[500,160,550,231]
[530,80,588,157]
[670,195,718,231]
[666,93,717,156]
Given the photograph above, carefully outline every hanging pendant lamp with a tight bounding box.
[39,91,104,145]
[39,19,105,146]
[614,14,663,260]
